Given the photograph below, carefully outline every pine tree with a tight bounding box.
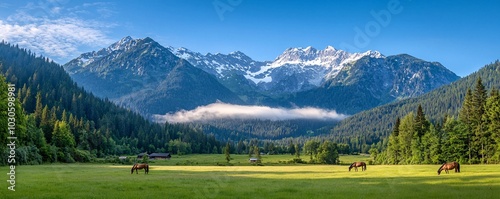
[471,78,488,163]
[484,88,500,163]
[369,144,379,162]
[459,89,474,162]
[414,104,429,138]
[40,105,50,134]
[386,117,401,164]
[410,133,423,164]
[34,92,43,125]
[0,75,9,147]
[224,142,231,163]
[459,89,473,125]
[427,124,442,164]
[393,117,401,136]
[442,118,468,163]
[398,112,416,164]
[61,109,68,122]
[236,140,245,154]
[51,121,76,148]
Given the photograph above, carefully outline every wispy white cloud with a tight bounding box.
[0,1,115,63]
[153,102,348,123]
[0,18,112,58]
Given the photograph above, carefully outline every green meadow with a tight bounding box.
[1,155,500,199]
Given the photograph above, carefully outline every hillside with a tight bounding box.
[64,37,460,120]
[328,60,500,147]
[64,37,243,117]
[0,42,221,164]
[290,54,460,114]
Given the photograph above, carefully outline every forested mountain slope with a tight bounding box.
[0,42,221,164]
[291,54,460,114]
[328,61,500,149]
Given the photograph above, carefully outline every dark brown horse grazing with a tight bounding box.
[349,162,367,172]
[131,163,149,174]
[437,162,460,175]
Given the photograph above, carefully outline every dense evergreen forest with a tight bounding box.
[192,119,334,140]
[0,42,223,165]
[373,78,500,164]
[327,61,500,153]
[2,41,499,165]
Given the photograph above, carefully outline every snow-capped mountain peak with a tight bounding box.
[273,46,342,67]
[164,43,388,95]
[362,50,384,58]
[109,36,134,51]
[325,45,336,51]
[168,46,267,78]
[71,37,387,95]
[238,46,386,93]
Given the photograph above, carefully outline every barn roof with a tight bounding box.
[149,153,171,157]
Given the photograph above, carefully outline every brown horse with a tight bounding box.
[131,163,149,174]
[349,162,367,172]
[437,162,460,175]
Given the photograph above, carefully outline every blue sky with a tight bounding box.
[1,0,499,77]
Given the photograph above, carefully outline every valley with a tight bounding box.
[1,1,500,198]
[61,36,460,141]
[1,160,499,199]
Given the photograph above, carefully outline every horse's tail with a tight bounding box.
[146,164,149,173]
[457,162,460,173]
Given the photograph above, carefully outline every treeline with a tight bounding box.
[191,119,335,140]
[0,42,222,165]
[219,138,349,156]
[373,78,500,164]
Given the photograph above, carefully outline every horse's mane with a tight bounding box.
[437,163,445,171]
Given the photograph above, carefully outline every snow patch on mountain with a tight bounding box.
[69,36,387,95]
[167,43,385,94]
[245,46,384,86]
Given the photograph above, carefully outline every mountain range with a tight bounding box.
[2,37,499,161]
[170,44,383,95]
[326,60,500,151]
[64,37,243,116]
[63,36,460,118]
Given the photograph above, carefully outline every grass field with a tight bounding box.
[2,155,500,198]
[134,154,372,166]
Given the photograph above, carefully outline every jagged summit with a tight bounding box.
[169,43,387,94]
[63,36,243,116]
[272,45,383,67]
[64,36,174,76]
[63,36,459,116]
